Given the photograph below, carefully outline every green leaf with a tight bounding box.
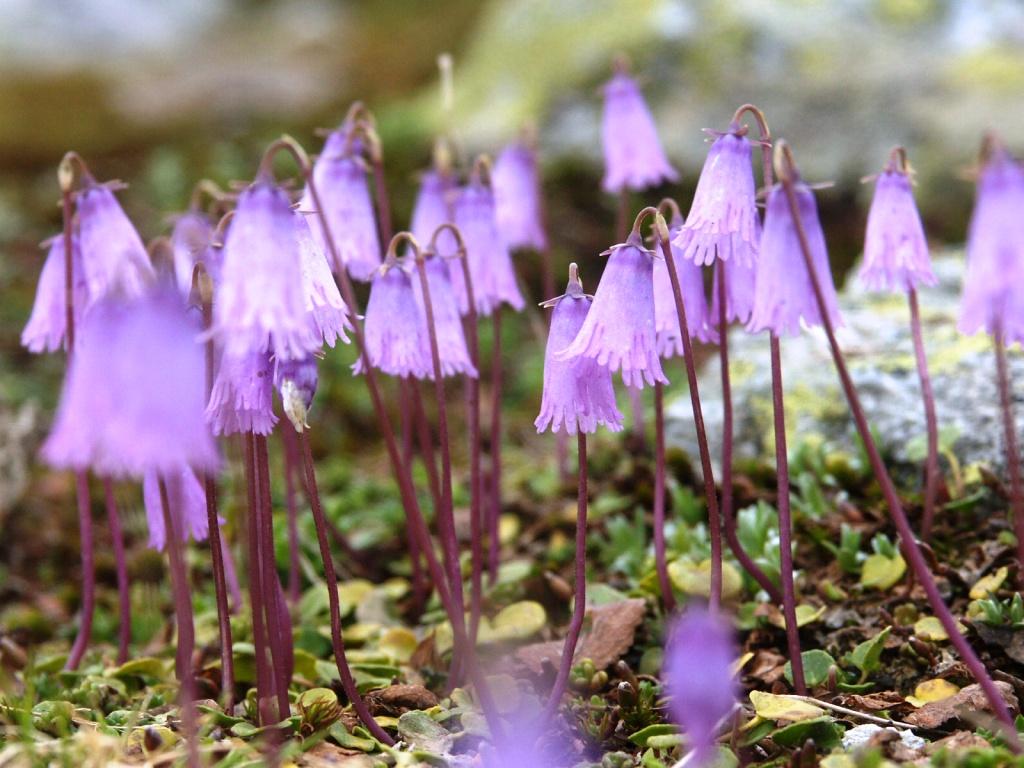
[845,626,891,676]
[107,657,167,680]
[783,650,835,688]
[771,717,844,750]
[397,710,453,754]
[860,552,906,590]
[629,723,680,747]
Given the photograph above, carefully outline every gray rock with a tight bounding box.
[666,252,1024,476]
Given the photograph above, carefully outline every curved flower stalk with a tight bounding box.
[22,235,88,354]
[776,140,1014,728]
[664,607,738,766]
[214,180,318,363]
[958,137,1024,573]
[493,139,547,251]
[600,59,677,195]
[538,263,620,718]
[301,124,381,281]
[556,230,666,389]
[859,148,942,540]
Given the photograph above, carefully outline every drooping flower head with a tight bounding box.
[22,235,88,354]
[557,230,667,388]
[958,141,1024,344]
[355,259,433,379]
[411,169,454,247]
[414,249,477,378]
[142,467,211,551]
[654,210,717,359]
[748,177,842,337]
[675,125,761,267]
[482,707,563,768]
[663,606,739,766]
[301,127,381,281]
[274,353,319,432]
[600,62,678,193]
[710,254,758,327]
[536,264,622,434]
[171,210,215,298]
[42,289,219,478]
[214,180,317,362]
[295,212,352,348]
[77,181,155,305]
[493,139,548,251]
[859,149,937,294]
[206,347,277,436]
[449,167,525,317]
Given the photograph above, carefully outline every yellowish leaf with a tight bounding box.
[860,553,907,590]
[913,616,965,642]
[906,678,960,707]
[734,652,755,675]
[668,559,743,601]
[768,604,826,630]
[749,691,825,722]
[970,567,1008,600]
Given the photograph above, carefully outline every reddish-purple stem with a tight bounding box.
[411,380,444,514]
[414,252,465,622]
[157,477,200,768]
[298,431,393,743]
[281,427,302,606]
[769,334,805,693]
[777,151,1014,728]
[254,433,293,720]
[220,521,242,611]
[909,288,942,542]
[653,384,675,611]
[994,324,1024,572]
[655,229,724,610]
[102,478,131,664]
[543,432,589,717]
[488,310,504,584]
[718,265,784,603]
[243,434,272,725]
[66,471,94,670]
[399,377,416,468]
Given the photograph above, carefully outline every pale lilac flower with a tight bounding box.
[536,265,622,434]
[274,353,319,431]
[601,70,677,193]
[22,235,88,354]
[296,213,351,348]
[301,129,381,281]
[557,233,667,388]
[410,170,454,249]
[77,183,155,304]
[958,147,1024,344]
[663,606,738,766]
[675,127,761,266]
[449,179,525,316]
[654,218,717,359]
[214,182,317,362]
[42,290,219,478]
[171,210,214,297]
[483,709,562,768]
[355,261,433,379]
[748,182,842,337]
[710,255,757,326]
[860,165,936,293]
[206,347,277,436]
[142,467,210,551]
[493,141,547,251]
[414,253,477,377]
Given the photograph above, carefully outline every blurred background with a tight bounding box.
[2,0,1024,559]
